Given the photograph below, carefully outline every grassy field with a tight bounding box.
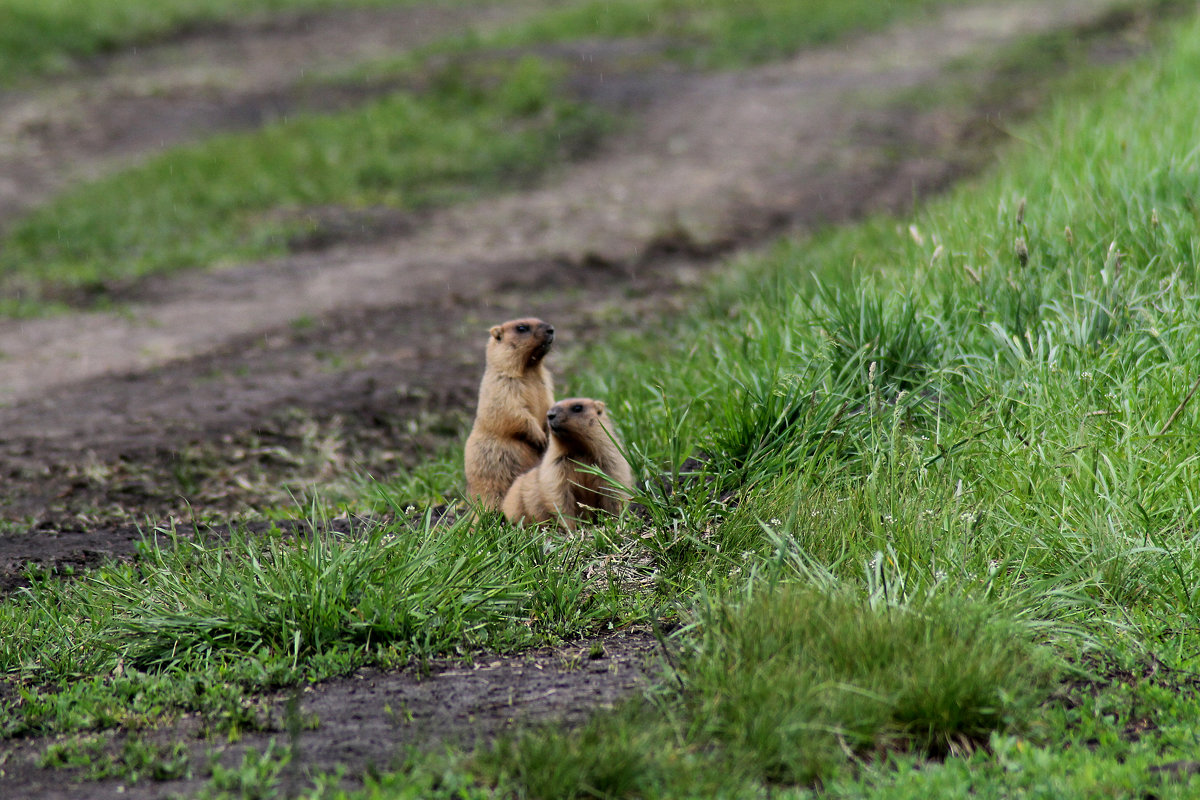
[1,0,966,316]
[0,0,468,83]
[5,0,1200,798]
[456,7,1200,795]
[0,56,607,317]
[386,0,953,69]
[0,0,953,84]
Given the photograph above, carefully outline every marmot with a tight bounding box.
[464,318,556,510]
[502,397,633,530]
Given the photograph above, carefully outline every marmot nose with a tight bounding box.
[547,408,559,421]
[544,324,555,337]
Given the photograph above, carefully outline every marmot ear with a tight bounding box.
[489,325,503,340]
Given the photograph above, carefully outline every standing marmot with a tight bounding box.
[502,397,633,530]
[464,318,555,510]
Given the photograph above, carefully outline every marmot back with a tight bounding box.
[464,318,555,510]
[502,397,632,530]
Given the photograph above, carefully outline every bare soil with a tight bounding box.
[0,1,1173,796]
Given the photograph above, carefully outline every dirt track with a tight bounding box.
[0,628,659,800]
[0,1,1151,529]
[0,0,1172,795]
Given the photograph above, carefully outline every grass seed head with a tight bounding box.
[1014,236,1029,266]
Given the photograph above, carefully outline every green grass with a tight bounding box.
[0,0,476,84]
[426,8,1200,796]
[0,502,643,738]
[0,0,988,316]
[0,56,607,315]
[39,734,193,783]
[6,1,1200,797]
[480,585,1055,797]
[325,6,1200,796]
[479,0,954,69]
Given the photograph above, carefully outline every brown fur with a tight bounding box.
[502,398,633,530]
[464,318,555,510]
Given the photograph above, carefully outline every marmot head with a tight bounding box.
[487,318,554,373]
[547,398,611,451]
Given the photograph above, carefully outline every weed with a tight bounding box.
[200,739,291,800]
[39,733,193,782]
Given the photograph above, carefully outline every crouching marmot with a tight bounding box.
[464,318,556,510]
[502,398,633,530]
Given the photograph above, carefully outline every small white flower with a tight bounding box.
[769,518,782,526]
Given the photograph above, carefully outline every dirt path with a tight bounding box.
[0,1,1172,796]
[0,0,1153,530]
[0,1,551,227]
[1,628,659,800]
[0,0,1123,404]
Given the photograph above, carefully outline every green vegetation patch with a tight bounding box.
[559,6,1200,611]
[0,0,452,83]
[0,57,606,315]
[482,586,1054,797]
[39,733,193,783]
[483,0,953,68]
[0,0,992,317]
[0,505,641,738]
[307,7,1200,797]
[681,587,1052,780]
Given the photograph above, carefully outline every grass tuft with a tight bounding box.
[481,583,1056,795]
[682,584,1056,784]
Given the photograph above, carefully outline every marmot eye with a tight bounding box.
[571,404,584,413]
[515,324,530,333]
